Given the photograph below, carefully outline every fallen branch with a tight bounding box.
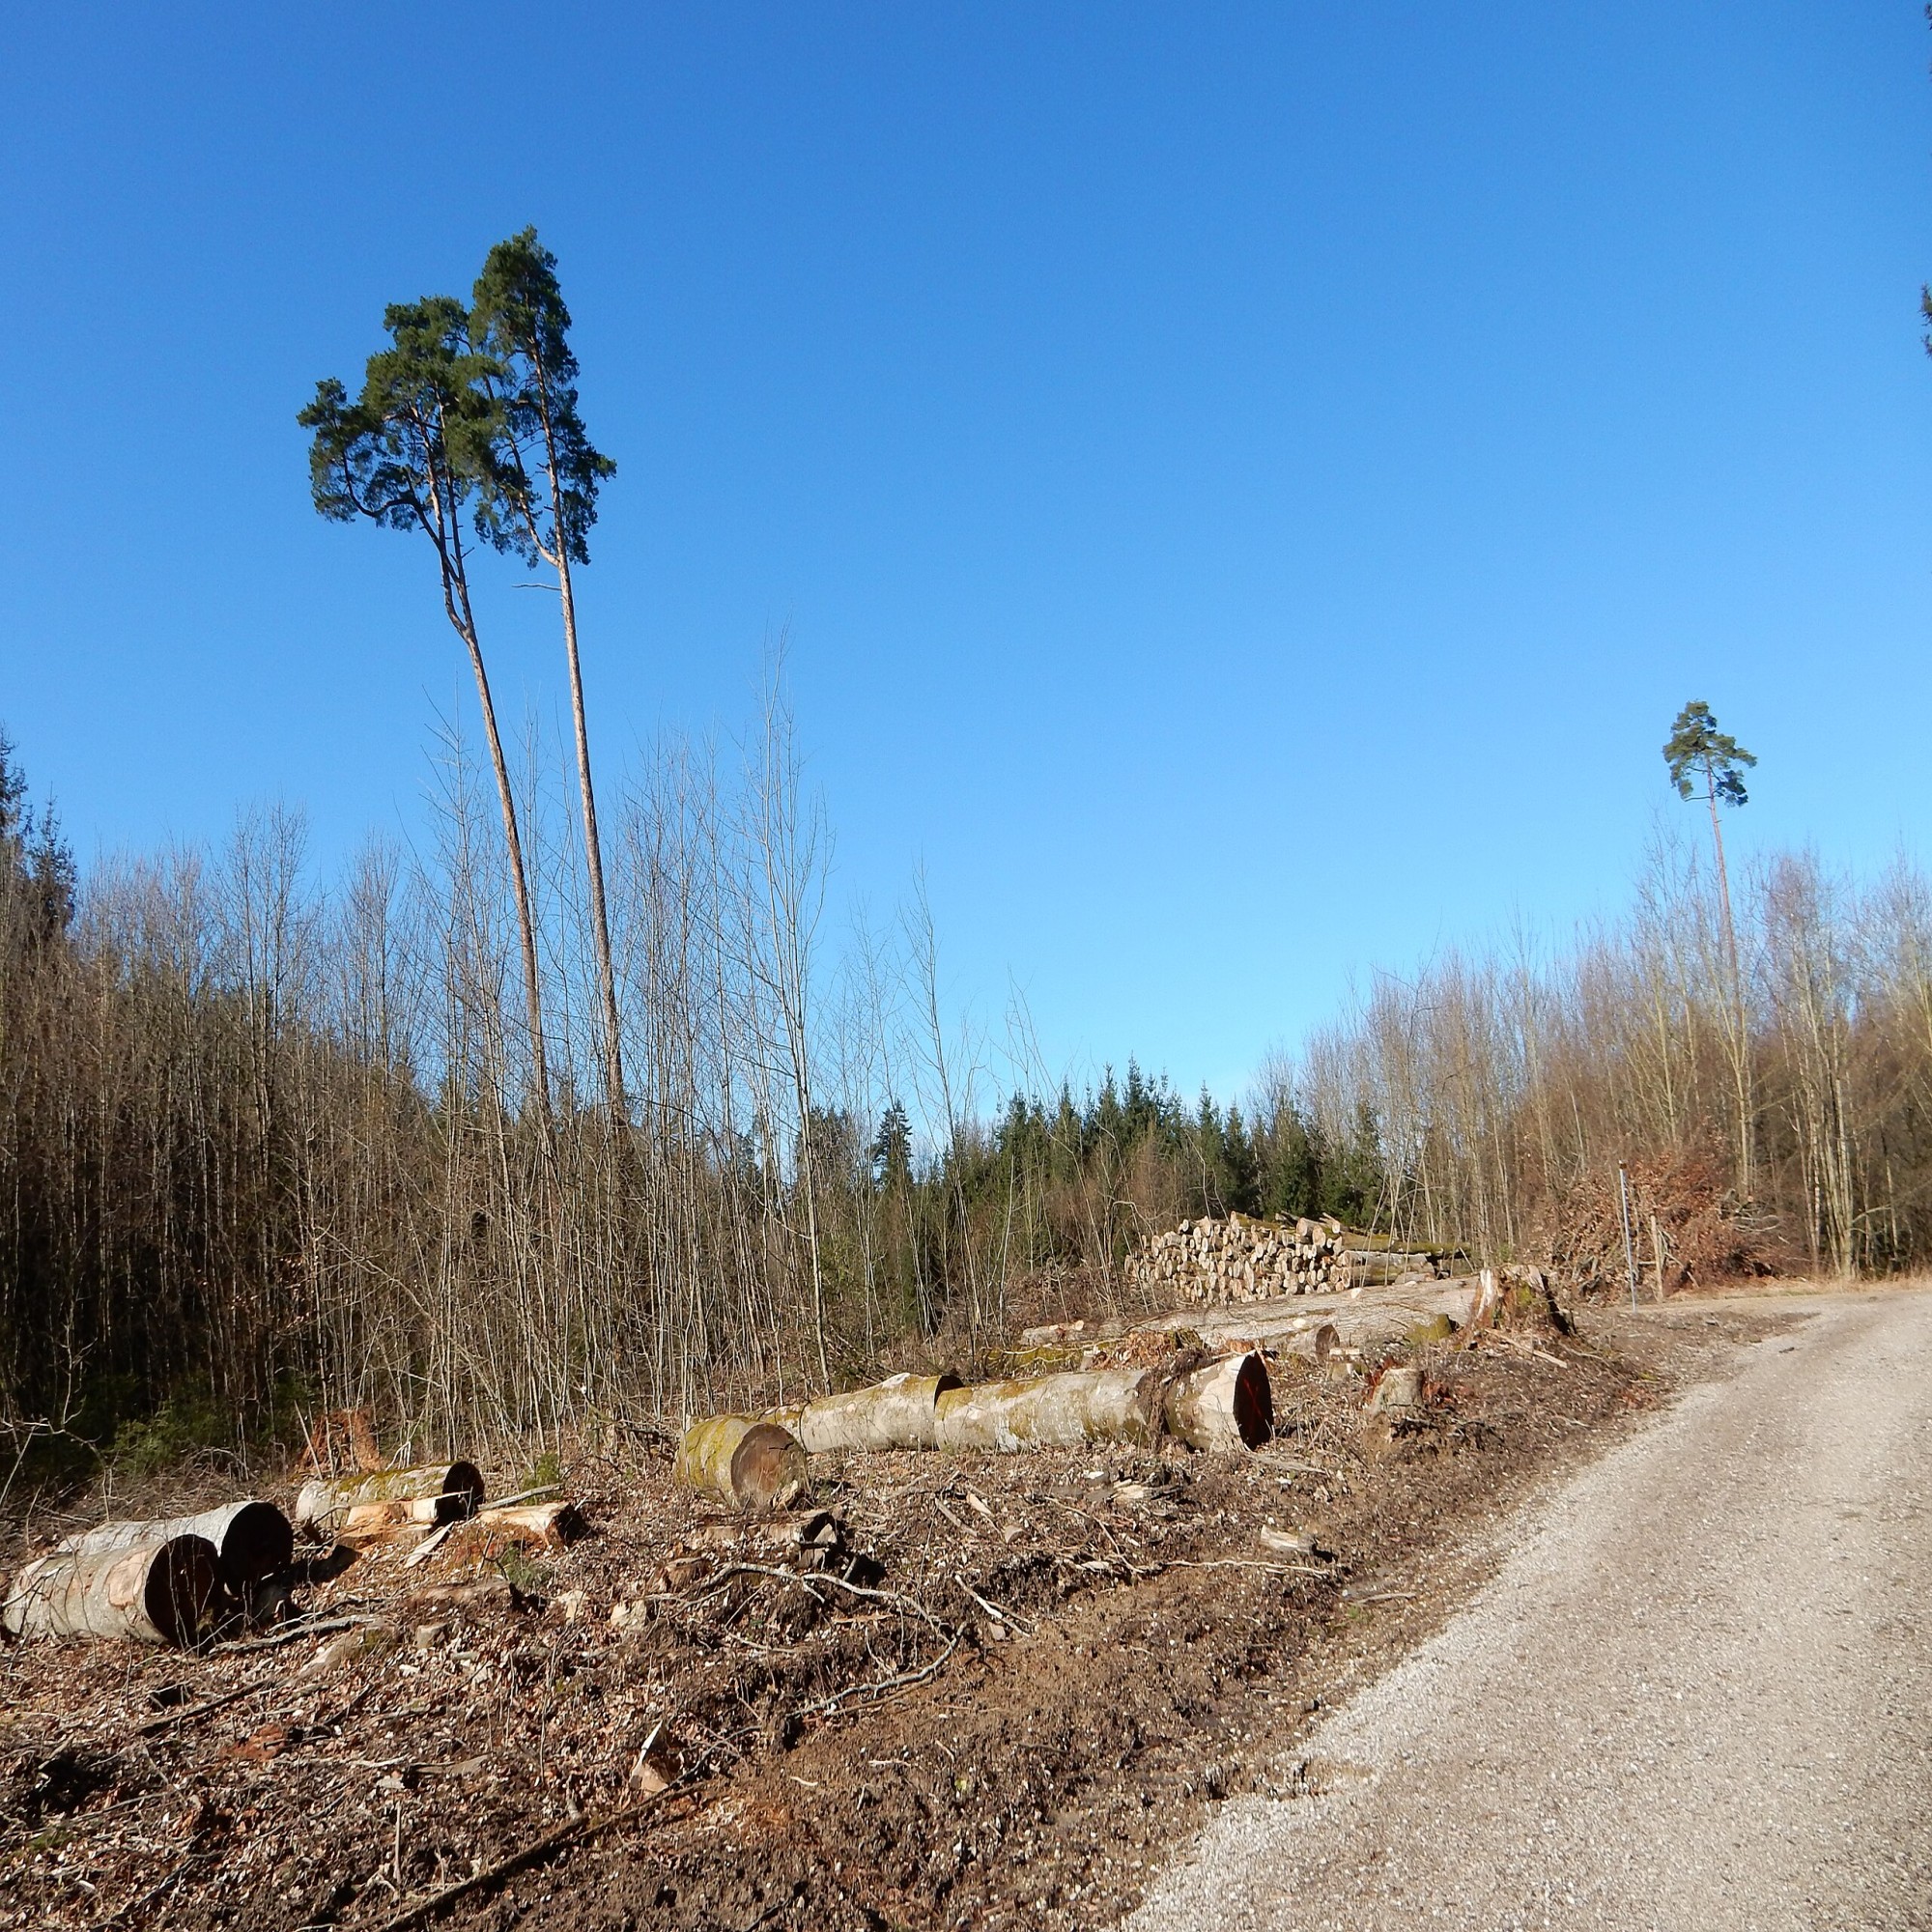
[1155,1559,1334,1579]
[211,1612,384,1655]
[1476,1332,1570,1370]
[133,1678,269,1739]
[107,1849,210,1924]
[796,1632,965,1721]
[954,1577,1034,1634]
[691,1562,950,1634]
[376,1785,687,1932]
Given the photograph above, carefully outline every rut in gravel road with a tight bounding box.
[1126,1289,1932,1932]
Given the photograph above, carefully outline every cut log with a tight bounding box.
[680,1509,843,1556]
[336,1498,445,1540]
[3,1535,224,1648]
[767,1371,964,1453]
[1160,1352,1272,1451]
[294,1463,484,1536]
[59,1500,293,1593]
[425,1501,585,1566]
[935,1368,1155,1452]
[933,1353,1271,1455]
[672,1417,810,1512]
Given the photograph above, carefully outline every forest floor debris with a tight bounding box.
[0,1296,1804,1931]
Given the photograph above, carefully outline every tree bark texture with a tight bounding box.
[931,1353,1271,1454]
[60,1500,292,1594]
[673,1416,810,1512]
[3,1535,224,1648]
[294,1462,485,1535]
[766,1372,964,1453]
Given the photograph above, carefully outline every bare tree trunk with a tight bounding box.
[550,525,626,1124]
[1706,772,1753,1196]
[426,486,552,1134]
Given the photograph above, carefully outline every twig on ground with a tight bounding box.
[134,1678,270,1739]
[955,1577,1035,1634]
[1156,1559,1334,1579]
[212,1612,384,1655]
[797,1633,965,1721]
[693,1562,951,1633]
[375,1785,687,1932]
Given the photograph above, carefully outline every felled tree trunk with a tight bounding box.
[673,1418,809,1511]
[60,1501,293,1593]
[294,1462,484,1536]
[1160,1352,1273,1450]
[767,1372,963,1453]
[933,1353,1271,1454]
[3,1535,223,1648]
[934,1369,1153,1452]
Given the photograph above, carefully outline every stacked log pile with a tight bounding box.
[1126,1213,1448,1304]
[1126,1212,1351,1302]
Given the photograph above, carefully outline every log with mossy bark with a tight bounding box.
[672,1418,809,1512]
[293,1462,485,1536]
[2,1535,225,1648]
[764,1372,964,1453]
[932,1352,1271,1454]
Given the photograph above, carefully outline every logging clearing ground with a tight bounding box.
[0,1295,1823,1932]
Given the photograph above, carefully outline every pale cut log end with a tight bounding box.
[1163,1351,1273,1452]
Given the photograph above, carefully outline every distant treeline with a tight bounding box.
[2,716,1927,1469]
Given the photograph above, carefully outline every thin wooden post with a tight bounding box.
[1617,1163,1639,1311]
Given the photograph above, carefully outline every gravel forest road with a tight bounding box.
[1126,1289,1932,1932]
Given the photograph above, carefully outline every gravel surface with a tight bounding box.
[1126,1289,1932,1931]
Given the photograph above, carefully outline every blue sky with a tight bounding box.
[2,3,1927,1098]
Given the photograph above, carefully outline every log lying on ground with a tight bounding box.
[294,1462,484,1536]
[766,1372,965,1453]
[1160,1351,1273,1451]
[59,1500,293,1594]
[3,1535,223,1648]
[412,1501,585,1568]
[933,1353,1271,1454]
[673,1418,809,1511]
[935,1369,1153,1452]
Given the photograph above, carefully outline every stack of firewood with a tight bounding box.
[1125,1212,1350,1302]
